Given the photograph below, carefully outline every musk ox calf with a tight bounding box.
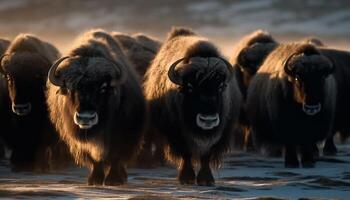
[0,34,65,171]
[247,43,336,167]
[144,27,242,186]
[112,32,165,167]
[229,30,277,150]
[46,29,145,185]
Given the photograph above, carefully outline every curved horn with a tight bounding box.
[48,56,70,87]
[219,57,233,73]
[283,53,298,76]
[168,57,185,85]
[0,54,10,75]
[110,60,127,85]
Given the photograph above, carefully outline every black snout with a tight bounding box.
[74,111,99,129]
[11,103,31,116]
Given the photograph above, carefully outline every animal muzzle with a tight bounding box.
[74,111,99,129]
[196,113,220,130]
[302,103,321,116]
[11,102,32,116]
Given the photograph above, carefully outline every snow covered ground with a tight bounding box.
[1,143,350,199]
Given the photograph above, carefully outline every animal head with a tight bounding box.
[0,52,49,116]
[168,56,233,131]
[283,49,334,115]
[48,56,126,130]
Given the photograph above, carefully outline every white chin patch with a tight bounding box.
[196,113,220,130]
[74,112,99,129]
[303,103,321,116]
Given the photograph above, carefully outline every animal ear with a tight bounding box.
[56,88,68,95]
[0,54,9,75]
[168,57,185,85]
[237,46,251,71]
[111,60,127,86]
[323,55,335,75]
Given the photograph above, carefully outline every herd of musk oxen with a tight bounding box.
[0,27,350,186]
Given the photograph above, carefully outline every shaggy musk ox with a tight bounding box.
[229,30,277,150]
[0,34,66,171]
[315,47,350,155]
[247,43,336,167]
[0,38,10,159]
[144,27,242,186]
[46,29,145,185]
[112,32,165,167]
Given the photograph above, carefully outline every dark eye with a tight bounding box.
[294,75,300,81]
[218,82,227,92]
[100,82,108,94]
[187,83,193,93]
[5,74,11,81]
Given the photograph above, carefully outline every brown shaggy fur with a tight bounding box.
[0,34,68,172]
[46,29,145,185]
[229,30,277,150]
[143,27,242,185]
[0,39,10,55]
[317,47,350,153]
[112,32,161,78]
[246,43,336,167]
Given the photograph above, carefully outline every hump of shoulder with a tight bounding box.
[184,40,220,59]
[7,33,43,54]
[245,29,275,46]
[166,27,196,41]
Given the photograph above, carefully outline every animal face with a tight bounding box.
[168,57,232,131]
[48,56,126,130]
[0,53,48,116]
[284,53,334,115]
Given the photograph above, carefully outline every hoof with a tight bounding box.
[196,169,215,186]
[87,174,104,186]
[178,166,195,185]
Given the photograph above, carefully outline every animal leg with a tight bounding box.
[301,145,316,168]
[10,149,35,172]
[323,136,337,156]
[178,156,195,185]
[196,155,215,186]
[312,143,319,159]
[104,160,127,186]
[88,161,104,185]
[284,145,299,168]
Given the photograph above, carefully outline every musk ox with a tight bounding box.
[315,47,350,155]
[112,32,161,78]
[246,43,336,167]
[0,34,66,172]
[112,32,165,167]
[0,38,10,159]
[143,27,242,186]
[229,30,277,150]
[46,29,145,185]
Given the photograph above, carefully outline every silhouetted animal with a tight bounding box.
[0,34,66,172]
[113,32,165,168]
[247,43,336,167]
[229,30,277,151]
